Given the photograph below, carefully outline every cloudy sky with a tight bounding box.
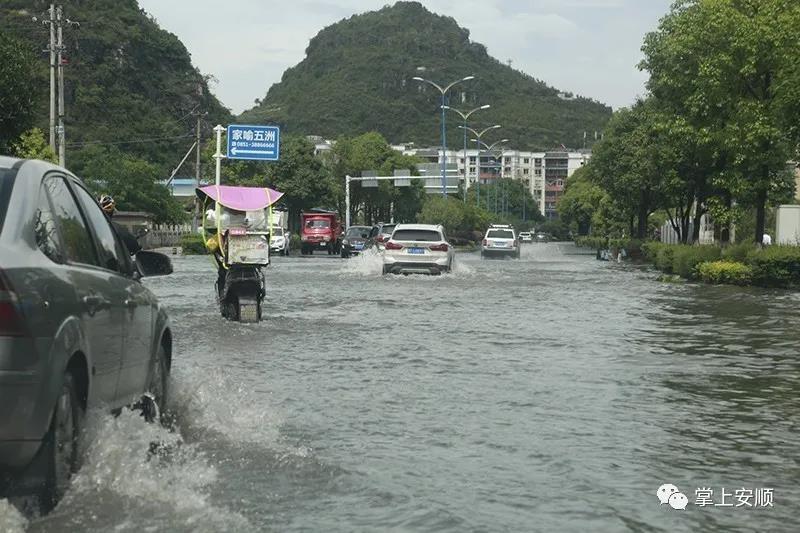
[138,0,672,114]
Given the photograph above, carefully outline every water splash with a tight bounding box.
[339,248,384,276]
[169,365,282,446]
[0,499,27,533]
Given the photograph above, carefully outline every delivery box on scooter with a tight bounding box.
[225,228,270,266]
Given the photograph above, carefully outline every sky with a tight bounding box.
[137,0,673,115]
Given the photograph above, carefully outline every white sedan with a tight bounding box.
[269,227,290,256]
[382,224,454,275]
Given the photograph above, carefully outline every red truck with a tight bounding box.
[300,210,343,255]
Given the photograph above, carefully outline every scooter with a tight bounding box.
[215,231,268,322]
[197,185,284,323]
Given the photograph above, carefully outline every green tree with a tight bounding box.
[588,101,670,239]
[557,166,606,235]
[416,195,491,237]
[328,132,422,224]
[0,33,43,151]
[74,146,187,224]
[641,0,800,243]
[10,128,57,163]
[264,135,335,228]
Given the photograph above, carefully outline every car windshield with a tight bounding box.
[380,224,396,234]
[347,227,369,238]
[392,229,441,242]
[487,230,514,239]
[271,227,283,236]
[306,219,330,228]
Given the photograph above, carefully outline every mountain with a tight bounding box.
[240,1,612,150]
[0,0,232,174]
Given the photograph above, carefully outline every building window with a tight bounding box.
[524,158,530,164]
[523,169,529,175]
[535,158,542,166]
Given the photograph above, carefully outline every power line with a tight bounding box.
[66,134,194,148]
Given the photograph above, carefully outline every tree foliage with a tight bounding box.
[1,0,232,176]
[329,132,425,224]
[10,128,57,163]
[74,145,187,224]
[640,0,800,243]
[576,0,800,244]
[0,32,43,151]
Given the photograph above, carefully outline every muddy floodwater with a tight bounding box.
[3,243,800,532]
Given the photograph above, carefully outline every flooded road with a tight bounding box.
[4,243,800,532]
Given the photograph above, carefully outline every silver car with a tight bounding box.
[0,157,174,510]
[382,224,454,275]
[481,225,520,259]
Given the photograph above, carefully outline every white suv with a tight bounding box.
[481,224,520,258]
[382,224,454,275]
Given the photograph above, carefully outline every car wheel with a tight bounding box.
[41,371,82,511]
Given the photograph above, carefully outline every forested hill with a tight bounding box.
[241,1,612,150]
[1,0,232,175]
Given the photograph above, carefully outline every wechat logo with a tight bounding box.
[657,483,688,510]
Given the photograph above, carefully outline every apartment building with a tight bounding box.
[393,144,590,219]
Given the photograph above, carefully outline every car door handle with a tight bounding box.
[82,295,109,316]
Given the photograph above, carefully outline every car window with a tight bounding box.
[392,229,442,241]
[72,184,129,274]
[34,183,65,263]
[347,227,368,238]
[487,230,514,239]
[381,224,396,234]
[306,219,330,228]
[44,176,98,266]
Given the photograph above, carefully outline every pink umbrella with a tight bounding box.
[197,185,284,211]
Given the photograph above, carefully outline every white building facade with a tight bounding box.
[392,144,591,219]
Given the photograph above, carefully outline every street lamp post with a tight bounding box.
[459,130,508,207]
[413,75,475,197]
[463,129,504,207]
[442,104,490,201]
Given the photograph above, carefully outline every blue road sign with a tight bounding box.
[227,124,280,161]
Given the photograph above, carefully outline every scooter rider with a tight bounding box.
[98,194,142,255]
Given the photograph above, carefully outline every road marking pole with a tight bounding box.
[213,124,224,187]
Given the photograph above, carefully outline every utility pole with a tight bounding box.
[47,4,56,152]
[192,83,205,232]
[56,5,65,166]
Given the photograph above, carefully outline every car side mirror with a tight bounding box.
[135,251,173,277]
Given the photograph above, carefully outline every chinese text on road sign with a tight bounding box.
[227,125,280,161]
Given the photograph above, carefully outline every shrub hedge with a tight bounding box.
[745,246,800,288]
[644,242,800,287]
[696,261,753,285]
[180,233,207,255]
